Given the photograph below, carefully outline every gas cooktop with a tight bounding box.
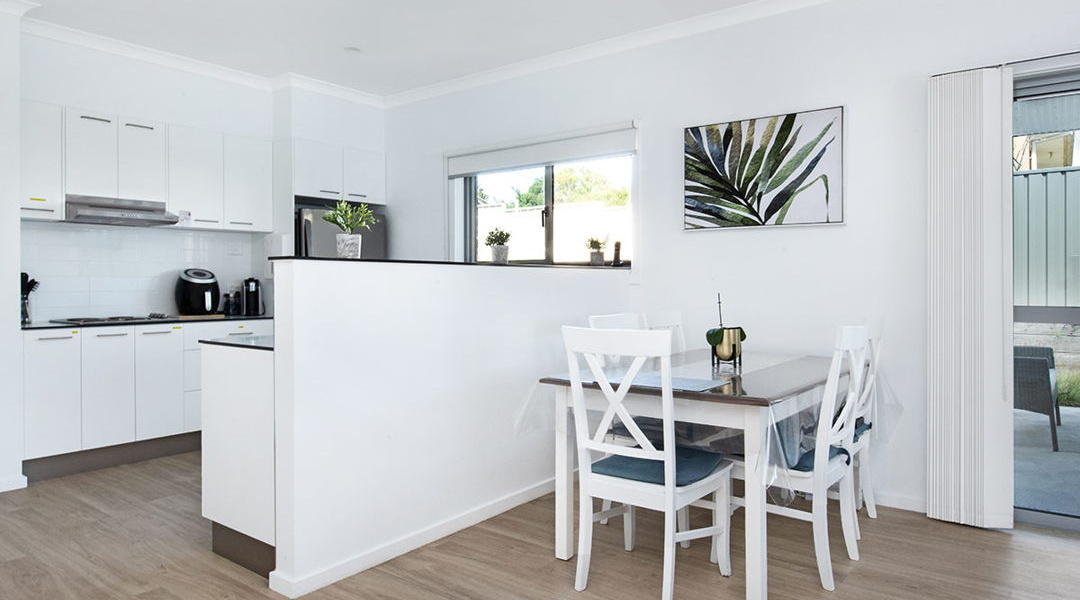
[49,314,170,325]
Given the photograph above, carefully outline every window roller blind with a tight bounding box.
[447,125,637,177]
[1013,93,1080,136]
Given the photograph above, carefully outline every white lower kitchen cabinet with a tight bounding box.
[202,342,275,545]
[23,319,273,460]
[184,390,202,433]
[135,324,185,440]
[81,326,136,449]
[181,319,272,432]
[24,329,82,459]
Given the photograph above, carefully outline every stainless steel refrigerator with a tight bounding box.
[296,205,388,259]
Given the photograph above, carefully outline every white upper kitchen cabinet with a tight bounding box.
[65,107,119,198]
[344,147,387,206]
[168,125,224,228]
[24,329,82,459]
[20,101,64,221]
[118,117,167,202]
[82,327,136,450]
[135,323,185,440]
[293,138,343,200]
[224,135,273,232]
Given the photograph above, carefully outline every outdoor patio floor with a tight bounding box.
[1015,405,1080,516]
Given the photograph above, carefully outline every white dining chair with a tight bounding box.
[847,328,883,529]
[588,312,644,369]
[643,309,687,353]
[588,311,692,541]
[587,312,643,330]
[562,326,733,600]
[729,325,867,591]
[590,310,713,542]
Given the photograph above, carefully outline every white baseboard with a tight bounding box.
[0,474,28,494]
[269,478,556,599]
[874,490,926,514]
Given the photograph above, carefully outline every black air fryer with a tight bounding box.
[175,268,220,315]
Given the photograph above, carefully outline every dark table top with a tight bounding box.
[539,349,832,407]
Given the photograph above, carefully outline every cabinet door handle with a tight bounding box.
[229,221,253,226]
[194,219,220,223]
[141,330,172,335]
[319,190,340,195]
[96,332,129,338]
[37,335,73,341]
[21,207,56,213]
[228,331,253,336]
[80,115,112,124]
[124,122,155,130]
[347,193,367,198]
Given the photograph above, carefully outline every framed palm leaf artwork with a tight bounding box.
[684,106,843,229]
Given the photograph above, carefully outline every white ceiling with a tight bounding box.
[27,0,760,96]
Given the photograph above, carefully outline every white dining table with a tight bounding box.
[540,350,833,600]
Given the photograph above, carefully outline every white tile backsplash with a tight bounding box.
[21,221,264,322]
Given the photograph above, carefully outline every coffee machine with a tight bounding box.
[241,277,264,317]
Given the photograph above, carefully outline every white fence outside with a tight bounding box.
[1014,166,1080,307]
[476,202,633,263]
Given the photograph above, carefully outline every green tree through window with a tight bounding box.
[510,167,629,208]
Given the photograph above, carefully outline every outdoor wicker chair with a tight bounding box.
[1014,346,1061,426]
[1014,355,1060,452]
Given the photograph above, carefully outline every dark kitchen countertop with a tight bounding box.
[22,315,274,331]
[268,256,631,269]
[199,335,274,351]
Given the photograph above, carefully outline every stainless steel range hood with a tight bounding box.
[64,195,180,227]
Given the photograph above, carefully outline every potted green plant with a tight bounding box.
[322,199,377,259]
[586,236,607,266]
[486,228,511,264]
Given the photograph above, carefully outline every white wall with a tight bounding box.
[385,0,1080,511]
[21,221,261,321]
[270,259,630,597]
[0,5,30,493]
[20,34,272,138]
[289,88,384,152]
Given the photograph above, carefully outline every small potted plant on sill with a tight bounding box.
[486,228,511,265]
[586,236,608,266]
[322,199,378,259]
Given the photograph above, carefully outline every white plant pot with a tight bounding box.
[491,244,509,265]
[589,250,604,266]
[337,233,362,259]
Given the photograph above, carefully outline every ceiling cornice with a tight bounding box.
[383,0,840,107]
[21,17,272,90]
[0,0,38,18]
[17,0,837,109]
[270,73,384,108]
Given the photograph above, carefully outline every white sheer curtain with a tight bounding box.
[926,66,1014,529]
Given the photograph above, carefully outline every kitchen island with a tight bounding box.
[200,334,275,577]
[264,257,631,598]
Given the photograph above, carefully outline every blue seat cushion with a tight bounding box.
[789,446,851,472]
[592,446,726,487]
[853,421,872,443]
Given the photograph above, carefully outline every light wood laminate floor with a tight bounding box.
[0,452,1077,599]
